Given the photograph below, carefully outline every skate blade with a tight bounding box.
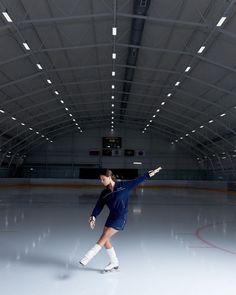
[101,267,119,274]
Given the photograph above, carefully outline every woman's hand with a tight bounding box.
[148,166,162,177]
[89,216,96,230]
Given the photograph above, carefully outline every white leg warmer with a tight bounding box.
[80,244,102,266]
[104,247,119,271]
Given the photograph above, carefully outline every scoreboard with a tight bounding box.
[102,137,122,149]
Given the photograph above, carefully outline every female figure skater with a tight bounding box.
[79,166,162,272]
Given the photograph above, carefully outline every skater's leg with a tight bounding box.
[97,227,118,247]
[99,227,119,272]
[104,247,119,271]
[104,239,113,249]
[80,227,117,266]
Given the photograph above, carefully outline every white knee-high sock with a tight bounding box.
[80,244,102,266]
[106,247,119,264]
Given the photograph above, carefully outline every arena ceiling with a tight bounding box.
[0,0,236,165]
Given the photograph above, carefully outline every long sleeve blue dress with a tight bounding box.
[91,173,151,230]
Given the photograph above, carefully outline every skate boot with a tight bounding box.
[103,247,119,272]
[80,244,102,266]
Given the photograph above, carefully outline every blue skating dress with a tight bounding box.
[91,173,150,230]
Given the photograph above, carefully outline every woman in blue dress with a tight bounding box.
[80,166,162,272]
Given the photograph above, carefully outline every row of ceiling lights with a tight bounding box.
[197,150,236,161]
[47,79,83,133]
[0,149,27,159]
[1,10,83,139]
[142,16,228,135]
[0,109,53,143]
[171,110,231,144]
[111,25,117,132]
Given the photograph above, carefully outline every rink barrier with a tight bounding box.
[0,178,235,194]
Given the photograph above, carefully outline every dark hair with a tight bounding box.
[99,169,116,182]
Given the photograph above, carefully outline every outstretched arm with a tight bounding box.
[123,166,162,191]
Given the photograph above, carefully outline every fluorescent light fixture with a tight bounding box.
[153,114,156,118]
[23,42,30,50]
[149,120,153,123]
[144,128,147,130]
[175,139,178,142]
[11,117,16,120]
[112,117,114,119]
[29,127,33,130]
[198,46,205,54]
[50,140,53,143]
[147,124,150,127]
[75,123,78,126]
[112,85,115,89]
[36,131,39,134]
[46,138,49,140]
[133,162,142,165]
[185,134,189,136]
[2,11,13,22]
[192,130,196,133]
[156,109,160,112]
[216,16,226,27]
[111,104,114,107]
[65,108,69,111]
[220,113,226,117]
[0,109,5,113]
[41,135,45,138]
[112,53,116,59]
[200,125,204,128]
[21,122,25,126]
[175,81,180,86]
[167,93,172,97]
[185,66,191,72]
[36,63,43,70]
[112,71,116,76]
[142,131,145,134]
[112,27,117,36]
[161,101,165,105]
[209,120,214,123]
[69,114,73,117]
[60,100,64,104]
[54,91,59,95]
[111,111,114,114]
[73,119,76,122]
[171,142,174,144]
[180,137,183,140]
[111,129,114,132]
[47,79,52,84]
[111,95,114,99]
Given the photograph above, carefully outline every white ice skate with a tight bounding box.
[103,262,119,273]
[102,247,119,273]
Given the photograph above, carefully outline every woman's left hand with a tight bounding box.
[89,216,96,230]
[148,166,162,177]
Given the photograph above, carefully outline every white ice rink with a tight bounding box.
[0,186,236,295]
